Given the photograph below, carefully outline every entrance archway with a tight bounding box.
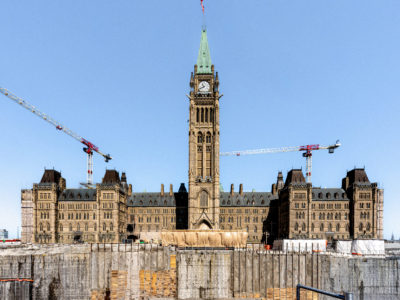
[196,219,212,229]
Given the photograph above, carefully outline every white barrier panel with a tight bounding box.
[335,240,352,254]
[273,239,327,253]
[351,239,385,255]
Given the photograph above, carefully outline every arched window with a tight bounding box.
[69,224,72,232]
[85,224,88,231]
[336,224,340,232]
[296,212,298,219]
[94,223,97,231]
[328,224,332,231]
[39,223,43,231]
[206,132,211,143]
[200,190,208,208]
[346,224,349,232]
[221,225,224,230]
[359,223,363,231]
[60,224,63,231]
[367,223,371,231]
[196,108,199,122]
[198,132,202,143]
[205,108,208,122]
[294,223,299,231]
[254,226,257,233]
[103,223,106,231]
[110,223,113,231]
[201,108,204,122]
[77,224,80,231]
[246,226,249,232]
[301,223,306,231]
[338,213,341,220]
[322,213,325,220]
[367,212,370,219]
[47,223,50,231]
[303,212,305,219]
[320,224,324,231]
[147,225,150,232]
[210,108,213,122]
[311,223,314,232]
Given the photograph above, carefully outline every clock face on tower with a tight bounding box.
[198,81,210,92]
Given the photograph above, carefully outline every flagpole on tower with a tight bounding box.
[201,0,205,30]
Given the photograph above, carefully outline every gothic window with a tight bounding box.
[246,226,249,232]
[149,200,153,205]
[110,223,113,231]
[196,108,199,122]
[69,224,72,231]
[367,212,370,219]
[198,132,202,143]
[346,224,349,232]
[367,223,371,231]
[85,193,89,199]
[336,224,340,232]
[221,225,224,230]
[320,224,324,231]
[210,108,213,122]
[301,223,306,231]
[294,223,299,231]
[359,223,363,231]
[77,224,80,231]
[338,213,341,220]
[296,212,298,219]
[69,193,74,199]
[360,212,363,219]
[103,223,106,231]
[154,200,157,205]
[303,212,305,219]
[85,224,88,231]
[205,108,208,122]
[39,223,43,231]
[201,108,204,123]
[254,226,257,233]
[47,212,50,219]
[318,193,323,199]
[59,224,63,231]
[61,193,66,199]
[206,132,211,143]
[94,223,97,231]
[199,190,208,208]
[156,226,159,232]
[147,226,150,232]
[312,213,315,220]
[311,223,314,232]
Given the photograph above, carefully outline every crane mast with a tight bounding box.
[0,86,112,186]
[220,141,340,183]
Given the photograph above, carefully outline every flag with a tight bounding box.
[201,0,204,13]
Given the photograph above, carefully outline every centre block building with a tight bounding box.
[20,29,384,244]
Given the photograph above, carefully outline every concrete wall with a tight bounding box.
[0,245,399,300]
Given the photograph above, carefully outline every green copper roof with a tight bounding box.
[197,29,212,74]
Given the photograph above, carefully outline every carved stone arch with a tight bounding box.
[195,219,212,229]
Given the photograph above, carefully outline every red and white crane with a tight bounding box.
[220,141,341,183]
[0,86,112,186]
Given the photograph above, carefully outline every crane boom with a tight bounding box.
[220,142,340,156]
[1,86,113,185]
[220,141,341,184]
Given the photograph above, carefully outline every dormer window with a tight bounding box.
[318,193,323,199]
[334,193,339,199]
[69,193,74,199]
[222,200,225,205]
[252,200,255,205]
[227,200,231,205]
[130,200,133,205]
[326,193,331,199]
[139,200,143,205]
[92,193,96,200]
[164,200,167,205]
[154,200,157,205]
[312,193,315,199]
[149,200,153,205]
[261,200,265,205]
[85,193,89,199]
[61,193,66,200]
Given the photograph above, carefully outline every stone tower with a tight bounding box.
[188,29,221,229]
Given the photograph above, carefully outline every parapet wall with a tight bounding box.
[0,244,399,300]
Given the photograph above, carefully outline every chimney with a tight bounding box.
[121,172,127,183]
[161,184,164,196]
[239,184,243,196]
[128,184,132,196]
[170,184,173,196]
[230,184,234,196]
[272,183,276,196]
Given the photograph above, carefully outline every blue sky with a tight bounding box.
[1,1,399,239]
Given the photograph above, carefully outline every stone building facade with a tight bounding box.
[20,29,384,244]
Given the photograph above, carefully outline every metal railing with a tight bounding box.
[297,284,353,300]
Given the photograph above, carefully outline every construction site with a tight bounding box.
[1,1,398,299]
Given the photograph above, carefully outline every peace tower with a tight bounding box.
[187,29,221,229]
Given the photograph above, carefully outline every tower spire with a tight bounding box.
[197,29,212,74]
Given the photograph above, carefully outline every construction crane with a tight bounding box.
[0,86,112,187]
[220,141,341,183]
